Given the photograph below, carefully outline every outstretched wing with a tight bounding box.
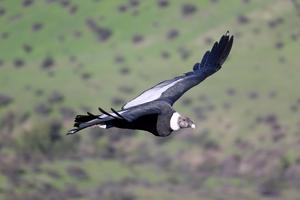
[122,32,234,109]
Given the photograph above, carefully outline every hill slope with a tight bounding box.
[0,0,300,199]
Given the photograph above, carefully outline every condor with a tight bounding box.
[68,32,233,137]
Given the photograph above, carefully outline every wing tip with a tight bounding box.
[194,31,234,73]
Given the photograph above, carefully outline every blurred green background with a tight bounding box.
[0,0,300,199]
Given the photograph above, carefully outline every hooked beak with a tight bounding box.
[187,118,196,129]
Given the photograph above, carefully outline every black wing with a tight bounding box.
[122,32,234,108]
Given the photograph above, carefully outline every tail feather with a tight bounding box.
[74,115,96,125]
[67,112,104,135]
[67,107,121,135]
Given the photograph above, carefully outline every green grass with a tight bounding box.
[1,0,300,199]
[0,0,289,116]
[0,173,7,188]
[22,158,172,190]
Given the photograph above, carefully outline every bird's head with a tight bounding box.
[170,112,195,131]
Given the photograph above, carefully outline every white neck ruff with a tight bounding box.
[170,112,181,131]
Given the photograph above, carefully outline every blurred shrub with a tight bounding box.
[258,176,282,197]
[15,120,80,160]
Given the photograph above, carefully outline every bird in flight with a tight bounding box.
[68,32,233,137]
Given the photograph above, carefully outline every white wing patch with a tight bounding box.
[98,124,107,129]
[123,78,183,109]
[99,110,126,118]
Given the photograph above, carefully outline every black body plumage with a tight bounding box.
[68,32,234,137]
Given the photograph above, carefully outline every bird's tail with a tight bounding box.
[67,107,127,135]
[67,112,107,135]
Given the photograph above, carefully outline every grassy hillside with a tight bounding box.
[0,0,300,199]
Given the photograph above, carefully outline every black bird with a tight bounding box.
[68,32,233,137]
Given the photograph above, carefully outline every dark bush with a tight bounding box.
[182,4,197,16]
[16,120,80,160]
[258,177,282,197]
[0,94,13,107]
